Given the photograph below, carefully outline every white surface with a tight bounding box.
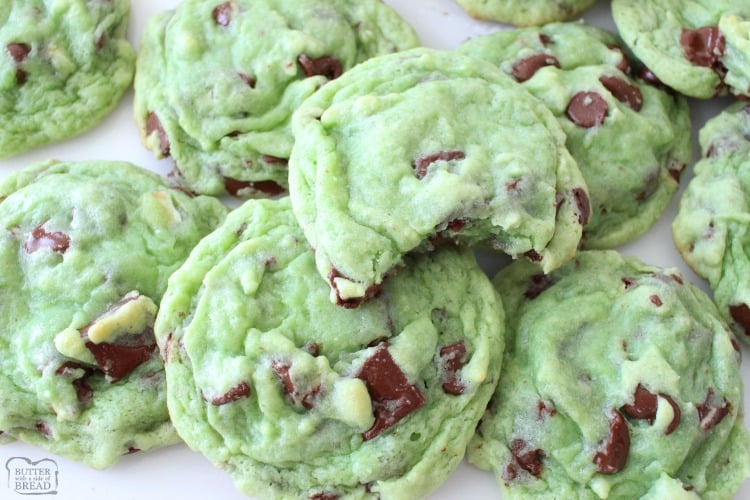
[0,0,748,498]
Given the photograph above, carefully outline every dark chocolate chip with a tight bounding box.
[7,43,30,62]
[593,409,630,474]
[511,54,560,82]
[261,154,289,166]
[697,388,730,431]
[297,54,343,80]
[84,333,157,382]
[680,26,725,70]
[572,187,591,225]
[213,2,234,26]
[662,393,681,435]
[239,72,256,88]
[439,341,467,395]
[638,67,664,87]
[599,75,643,111]
[524,273,556,300]
[36,422,51,438]
[525,249,542,263]
[206,382,252,405]
[622,384,658,422]
[357,342,425,441]
[146,112,170,156]
[412,150,465,179]
[56,362,95,405]
[650,294,663,307]
[271,360,321,409]
[24,224,70,254]
[606,44,631,73]
[510,438,544,477]
[537,400,556,419]
[223,176,286,197]
[729,303,750,336]
[566,91,608,128]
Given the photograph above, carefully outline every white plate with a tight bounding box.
[0,1,747,498]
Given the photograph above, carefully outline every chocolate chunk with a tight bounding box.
[24,224,70,254]
[271,360,320,409]
[511,54,560,82]
[697,388,730,431]
[524,273,556,300]
[599,75,643,111]
[223,176,285,197]
[327,268,381,309]
[509,438,544,477]
[439,341,467,395]
[213,2,234,26]
[623,384,658,422]
[84,332,157,382]
[566,91,608,128]
[729,303,750,336]
[146,112,170,156]
[412,150,465,179]
[297,54,343,80]
[593,409,630,474]
[680,27,725,70]
[357,343,425,441]
[572,187,591,225]
[207,382,252,406]
[7,43,30,62]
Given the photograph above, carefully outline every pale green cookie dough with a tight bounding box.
[453,0,597,27]
[0,160,228,468]
[459,23,692,248]
[134,0,419,198]
[673,102,750,344]
[154,197,504,499]
[289,47,589,307]
[612,0,750,98]
[469,250,750,499]
[0,0,135,158]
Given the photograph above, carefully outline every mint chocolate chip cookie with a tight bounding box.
[454,0,597,27]
[289,47,589,307]
[134,0,419,197]
[154,197,504,499]
[0,160,227,468]
[612,0,750,98]
[0,0,135,158]
[469,250,750,498]
[459,23,692,248]
[673,102,750,343]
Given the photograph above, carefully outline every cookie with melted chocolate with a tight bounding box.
[612,0,750,98]
[0,0,135,158]
[469,250,750,498]
[289,47,589,306]
[133,0,418,197]
[453,0,596,26]
[673,102,750,343]
[0,160,227,468]
[154,197,504,499]
[459,22,692,248]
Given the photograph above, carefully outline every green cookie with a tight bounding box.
[673,102,750,343]
[612,0,750,99]
[0,0,135,158]
[154,197,504,499]
[289,47,589,307]
[134,0,419,197]
[469,250,750,498]
[0,160,227,468]
[453,0,597,27]
[459,22,692,248]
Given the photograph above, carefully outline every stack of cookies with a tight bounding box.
[1,0,750,499]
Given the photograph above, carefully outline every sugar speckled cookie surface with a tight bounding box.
[134,0,419,197]
[0,160,228,468]
[469,250,750,498]
[612,0,750,98]
[289,47,589,307]
[454,0,597,26]
[459,23,692,248]
[154,197,504,499]
[0,0,135,158]
[673,102,750,343]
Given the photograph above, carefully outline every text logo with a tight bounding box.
[5,457,59,495]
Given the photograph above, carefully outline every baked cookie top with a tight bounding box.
[673,102,750,342]
[154,197,504,499]
[612,0,750,98]
[469,250,749,498]
[459,22,692,248]
[134,0,419,197]
[0,160,227,468]
[453,0,597,27]
[289,47,589,307]
[0,0,135,158]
